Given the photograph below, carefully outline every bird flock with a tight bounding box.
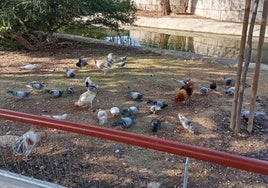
[6,52,238,141]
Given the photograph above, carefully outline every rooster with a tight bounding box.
[74,89,97,108]
[174,79,194,104]
[94,57,113,75]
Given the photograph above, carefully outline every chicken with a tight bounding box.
[94,57,113,75]
[74,89,97,108]
[174,79,194,104]
[12,126,47,158]
[97,109,108,125]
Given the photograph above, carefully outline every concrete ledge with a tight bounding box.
[134,16,268,38]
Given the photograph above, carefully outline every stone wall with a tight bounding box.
[133,0,265,23]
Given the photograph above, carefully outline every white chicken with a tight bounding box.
[97,109,108,125]
[12,126,47,158]
[94,57,113,75]
[74,89,97,108]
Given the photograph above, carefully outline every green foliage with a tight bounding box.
[0,0,137,49]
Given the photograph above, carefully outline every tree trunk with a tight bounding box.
[237,0,259,132]
[160,0,172,16]
[247,0,268,133]
[11,33,36,51]
[230,0,251,132]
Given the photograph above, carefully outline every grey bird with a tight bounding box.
[178,113,196,134]
[147,100,168,109]
[121,105,139,116]
[64,68,76,78]
[45,89,63,97]
[151,119,162,132]
[76,56,88,68]
[210,82,217,90]
[67,86,75,94]
[112,117,134,128]
[130,91,143,100]
[26,82,45,90]
[223,76,233,86]
[200,87,209,94]
[7,90,31,98]
[149,105,161,114]
[225,87,235,95]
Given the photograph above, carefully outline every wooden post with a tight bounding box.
[247,0,268,133]
[230,0,251,132]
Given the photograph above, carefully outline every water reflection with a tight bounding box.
[105,27,268,64]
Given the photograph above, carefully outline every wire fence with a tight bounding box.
[0,109,268,187]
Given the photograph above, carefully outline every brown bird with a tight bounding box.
[174,79,194,104]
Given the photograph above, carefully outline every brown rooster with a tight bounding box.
[174,79,194,104]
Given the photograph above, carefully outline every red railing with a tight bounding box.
[0,109,267,175]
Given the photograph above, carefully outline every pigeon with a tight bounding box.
[146,100,168,109]
[64,68,75,78]
[76,56,88,68]
[223,76,233,86]
[114,61,126,67]
[45,89,63,97]
[130,91,143,100]
[149,105,161,114]
[178,114,196,134]
[26,82,45,90]
[97,109,108,125]
[110,107,120,116]
[20,64,36,70]
[41,114,68,120]
[112,117,134,128]
[225,87,235,95]
[7,90,31,98]
[151,119,162,132]
[210,82,217,90]
[67,86,75,94]
[121,105,139,116]
[241,110,266,121]
[200,87,209,94]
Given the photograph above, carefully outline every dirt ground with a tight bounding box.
[0,39,268,187]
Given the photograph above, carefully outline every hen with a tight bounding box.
[12,126,47,158]
[94,57,113,75]
[174,79,194,104]
[74,89,97,108]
